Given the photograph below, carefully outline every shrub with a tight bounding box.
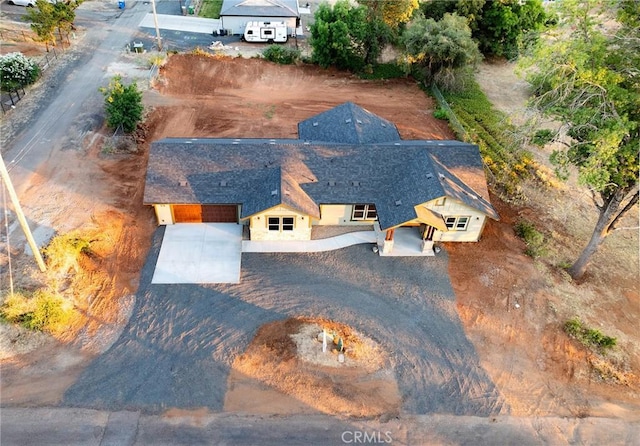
[41,232,91,274]
[358,63,405,80]
[531,129,553,146]
[0,52,40,91]
[433,107,448,120]
[514,219,547,258]
[564,318,617,351]
[100,75,144,133]
[1,289,76,334]
[262,45,301,65]
[1,291,35,323]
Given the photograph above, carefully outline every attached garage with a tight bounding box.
[173,205,238,223]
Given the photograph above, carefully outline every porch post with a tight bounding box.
[382,228,394,253]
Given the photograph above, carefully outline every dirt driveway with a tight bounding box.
[63,229,504,416]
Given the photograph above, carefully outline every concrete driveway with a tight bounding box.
[151,223,242,284]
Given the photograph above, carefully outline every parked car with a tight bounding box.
[7,0,56,6]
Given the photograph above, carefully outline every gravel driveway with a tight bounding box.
[64,228,506,416]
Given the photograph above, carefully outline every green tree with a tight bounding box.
[401,13,481,90]
[421,0,547,58]
[25,0,57,50]
[521,0,639,280]
[100,76,144,133]
[474,0,547,58]
[26,0,83,49]
[0,52,40,91]
[359,0,419,28]
[310,1,369,71]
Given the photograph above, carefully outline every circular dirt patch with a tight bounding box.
[225,317,400,418]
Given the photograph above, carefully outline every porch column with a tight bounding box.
[382,228,394,254]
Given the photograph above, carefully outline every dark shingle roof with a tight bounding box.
[298,102,401,144]
[144,139,498,229]
[220,0,299,17]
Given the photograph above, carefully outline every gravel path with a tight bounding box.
[64,228,507,416]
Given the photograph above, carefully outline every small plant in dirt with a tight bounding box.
[514,219,547,258]
[41,232,92,275]
[100,75,144,133]
[531,129,554,147]
[1,289,77,334]
[262,45,301,65]
[358,63,405,80]
[433,107,448,121]
[564,318,617,352]
[0,52,40,91]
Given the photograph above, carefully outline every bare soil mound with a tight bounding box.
[225,318,400,418]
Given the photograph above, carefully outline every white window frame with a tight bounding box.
[445,216,470,231]
[351,204,377,221]
[267,216,295,232]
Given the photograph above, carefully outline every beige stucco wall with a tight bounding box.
[154,204,173,225]
[249,205,312,241]
[314,204,377,226]
[422,198,486,242]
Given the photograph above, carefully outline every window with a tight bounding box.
[352,204,377,221]
[268,216,295,231]
[445,216,470,231]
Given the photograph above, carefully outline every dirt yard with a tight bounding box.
[1,53,638,433]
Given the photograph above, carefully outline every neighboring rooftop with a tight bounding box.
[220,0,299,17]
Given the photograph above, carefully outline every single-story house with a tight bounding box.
[219,0,300,36]
[143,102,499,254]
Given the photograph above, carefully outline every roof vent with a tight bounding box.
[285,189,291,196]
[464,191,478,200]
[312,122,319,127]
[381,123,387,128]
[395,200,402,206]
[351,181,360,187]
[271,189,278,196]
[438,173,446,179]
[328,180,336,186]
[219,180,227,187]
[179,180,188,187]
[356,119,362,124]
[394,143,401,146]
[345,118,352,124]
[426,173,433,179]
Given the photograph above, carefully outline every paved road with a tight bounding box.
[2,408,638,445]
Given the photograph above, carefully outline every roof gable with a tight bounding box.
[298,102,401,144]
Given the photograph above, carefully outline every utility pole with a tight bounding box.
[0,154,46,272]
[151,0,163,51]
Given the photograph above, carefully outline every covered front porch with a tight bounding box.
[374,224,438,257]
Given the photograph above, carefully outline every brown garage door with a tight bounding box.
[173,205,238,223]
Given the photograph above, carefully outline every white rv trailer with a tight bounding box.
[243,21,288,43]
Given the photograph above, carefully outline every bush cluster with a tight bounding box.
[0,52,40,91]
[514,219,547,258]
[442,82,534,194]
[564,318,617,351]
[262,45,301,65]
[1,289,76,334]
